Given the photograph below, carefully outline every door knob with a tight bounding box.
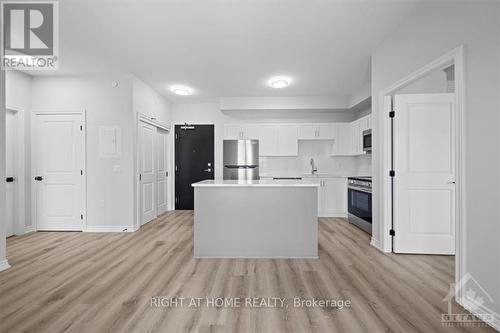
[34,176,43,181]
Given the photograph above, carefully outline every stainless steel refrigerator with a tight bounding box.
[223,140,259,180]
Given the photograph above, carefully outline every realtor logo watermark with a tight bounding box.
[1,1,59,70]
[442,273,495,328]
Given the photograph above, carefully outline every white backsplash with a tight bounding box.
[260,140,372,177]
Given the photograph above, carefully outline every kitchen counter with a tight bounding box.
[192,179,320,187]
[193,179,318,258]
[259,173,362,179]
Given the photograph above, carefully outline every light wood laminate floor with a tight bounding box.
[0,211,494,333]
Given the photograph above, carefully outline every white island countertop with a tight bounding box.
[192,179,321,187]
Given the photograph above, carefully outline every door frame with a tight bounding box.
[5,105,25,235]
[31,110,87,231]
[172,122,216,210]
[134,113,171,230]
[377,46,465,295]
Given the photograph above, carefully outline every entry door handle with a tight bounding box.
[204,168,212,172]
[34,176,43,181]
[447,181,456,184]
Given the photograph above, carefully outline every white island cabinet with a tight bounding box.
[192,180,320,258]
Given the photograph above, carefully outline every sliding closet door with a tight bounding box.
[156,129,168,215]
[140,121,157,225]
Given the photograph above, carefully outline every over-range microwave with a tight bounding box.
[362,129,371,153]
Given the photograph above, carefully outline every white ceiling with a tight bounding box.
[49,0,423,102]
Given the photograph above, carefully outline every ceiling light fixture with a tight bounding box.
[268,76,291,89]
[170,85,193,96]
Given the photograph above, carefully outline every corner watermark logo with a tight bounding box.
[442,273,495,328]
[1,1,59,70]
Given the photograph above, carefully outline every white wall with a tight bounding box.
[371,1,500,317]
[5,71,32,231]
[396,66,451,94]
[30,73,136,230]
[0,70,8,271]
[133,78,172,126]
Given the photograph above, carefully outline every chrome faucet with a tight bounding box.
[310,158,318,175]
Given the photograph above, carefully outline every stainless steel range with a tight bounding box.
[347,177,372,234]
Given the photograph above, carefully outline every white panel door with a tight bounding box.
[258,125,278,156]
[394,93,455,254]
[140,121,157,225]
[277,125,298,156]
[34,113,84,231]
[156,129,168,215]
[5,110,16,236]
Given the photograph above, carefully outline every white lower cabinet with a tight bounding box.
[317,178,347,217]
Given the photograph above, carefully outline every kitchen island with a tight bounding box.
[192,179,320,258]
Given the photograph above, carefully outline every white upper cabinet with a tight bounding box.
[277,125,299,156]
[350,114,371,155]
[350,119,362,155]
[225,117,370,157]
[331,123,351,156]
[359,114,371,132]
[258,125,279,156]
[298,124,334,140]
[298,124,316,139]
[242,125,259,139]
[224,125,243,139]
[258,124,298,156]
[224,124,259,139]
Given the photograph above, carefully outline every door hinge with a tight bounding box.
[175,197,177,203]
[80,125,83,131]
[389,170,395,177]
[175,165,178,172]
[175,133,178,139]
[80,170,83,175]
[389,111,395,118]
[139,174,142,181]
[389,229,395,236]
[166,171,168,177]
[81,214,84,220]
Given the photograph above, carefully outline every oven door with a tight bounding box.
[348,187,372,223]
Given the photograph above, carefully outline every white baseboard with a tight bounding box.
[319,213,348,218]
[459,296,500,332]
[24,225,36,234]
[0,259,11,272]
[84,225,138,233]
[370,237,383,251]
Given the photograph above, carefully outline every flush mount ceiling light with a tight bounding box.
[170,85,193,96]
[268,76,291,89]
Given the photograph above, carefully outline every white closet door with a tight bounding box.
[5,110,16,236]
[34,113,84,231]
[156,129,168,215]
[140,121,157,225]
[394,93,455,254]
